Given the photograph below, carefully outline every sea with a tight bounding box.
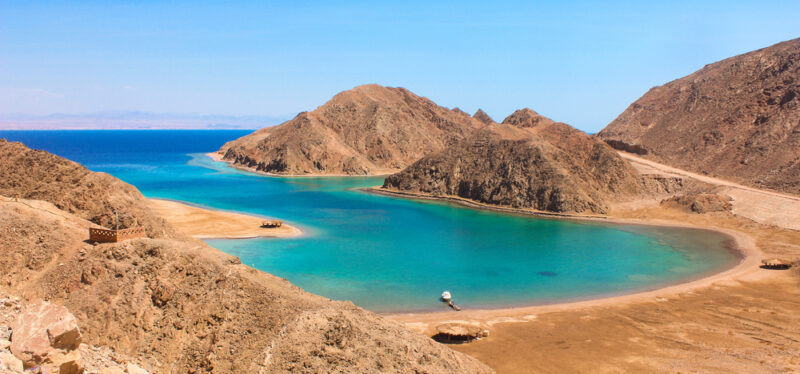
[0,130,740,312]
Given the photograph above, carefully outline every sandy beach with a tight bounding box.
[147,198,301,239]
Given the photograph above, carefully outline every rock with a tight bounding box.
[0,352,24,373]
[661,193,733,213]
[384,109,645,214]
[99,368,126,374]
[9,301,83,372]
[125,363,149,374]
[0,338,10,349]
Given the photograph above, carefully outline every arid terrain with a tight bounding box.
[0,140,493,373]
[219,84,485,175]
[598,38,800,195]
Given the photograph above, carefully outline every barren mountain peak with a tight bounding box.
[473,108,495,124]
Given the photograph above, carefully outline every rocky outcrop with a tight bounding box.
[0,139,178,239]
[383,109,644,214]
[0,146,493,373]
[10,301,83,373]
[473,109,495,124]
[219,84,485,175]
[598,38,800,195]
[661,193,733,213]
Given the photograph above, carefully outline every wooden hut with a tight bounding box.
[432,323,489,344]
[761,258,792,270]
[261,219,283,228]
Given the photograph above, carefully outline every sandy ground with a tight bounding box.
[621,151,800,231]
[146,198,301,239]
[382,156,800,373]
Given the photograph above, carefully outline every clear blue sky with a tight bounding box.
[1,1,799,132]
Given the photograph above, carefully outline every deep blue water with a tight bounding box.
[0,130,740,312]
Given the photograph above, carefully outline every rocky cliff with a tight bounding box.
[598,38,800,195]
[219,84,485,175]
[383,109,644,214]
[0,142,493,373]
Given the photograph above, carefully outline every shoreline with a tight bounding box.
[360,190,765,323]
[147,198,302,239]
[205,151,399,177]
[202,156,765,321]
[384,226,761,326]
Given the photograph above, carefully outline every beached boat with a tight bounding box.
[441,291,451,302]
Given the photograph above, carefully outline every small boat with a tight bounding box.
[441,291,452,302]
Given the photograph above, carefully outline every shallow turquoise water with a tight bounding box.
[0,130,740,313]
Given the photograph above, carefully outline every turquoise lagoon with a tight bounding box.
[0,131,740,312]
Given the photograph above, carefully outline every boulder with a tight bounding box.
[126,363,149,374]
[0,351,24,373]
[10,301,83,372]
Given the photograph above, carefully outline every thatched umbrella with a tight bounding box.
[433,323,488,344]
[761,258,792,270]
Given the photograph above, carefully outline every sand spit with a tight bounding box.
[146,198,301,239]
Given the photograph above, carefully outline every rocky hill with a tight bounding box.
[0,139,178,239]
[383,109,644,214]
[0,142,493,373]
[219,84,485,175]
[598,38,800,195]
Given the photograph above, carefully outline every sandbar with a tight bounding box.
[147,198,301,239]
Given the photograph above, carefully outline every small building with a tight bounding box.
[261,220,283,228]
[89,227,146,243]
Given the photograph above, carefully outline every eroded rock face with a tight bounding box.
[384,109,644,214]
[219,84,486,175]
[10,301,83,373]
[598,38,800,195]
[473,109,495,124]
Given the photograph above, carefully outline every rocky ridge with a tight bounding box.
[219,84,485,175]
[384,109,645,214]
[598,38,800,195]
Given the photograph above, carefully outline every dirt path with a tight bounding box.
[620,152,800,231]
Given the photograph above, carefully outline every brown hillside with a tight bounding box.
[219,84,485,175]
[383,109,644,214]
[598,38,800,195]
[0,139,178,239]
[0,142,493,373]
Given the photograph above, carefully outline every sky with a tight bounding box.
[1,1,799,132]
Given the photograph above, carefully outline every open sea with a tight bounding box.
[0,130,740,312]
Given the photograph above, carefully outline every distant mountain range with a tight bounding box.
[0,111,293,130]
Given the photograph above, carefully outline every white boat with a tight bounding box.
[441,291,452,302]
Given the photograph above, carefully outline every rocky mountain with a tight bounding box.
[0,142,493,373]
[598,38,800,195]
[219,84,485,175]
[473,109,495,124]
[383,109,644,214]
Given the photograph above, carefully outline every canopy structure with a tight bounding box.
[761,258,792,270]
[433,323,488,344]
